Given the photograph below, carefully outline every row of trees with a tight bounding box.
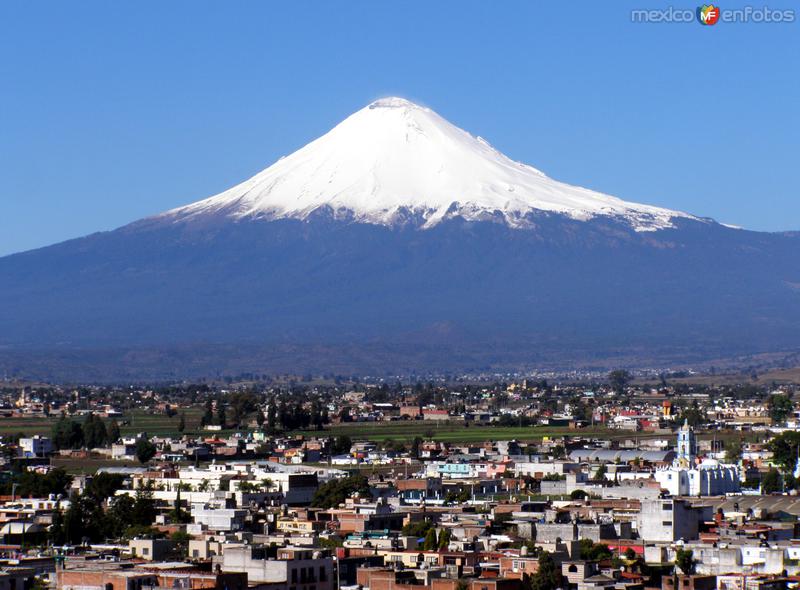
[51,414,121,450]
[49,475,158,545]
[400,520,450,550]
[0,467,73,497]
[422,527,451,550]
[768,393,794,424]
[200,392,332,432]
[265,399,329,432]
[523,551,562,590]
[310,474,371,508]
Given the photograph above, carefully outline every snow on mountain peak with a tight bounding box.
[161,97,694,231]
[368,96,418,109]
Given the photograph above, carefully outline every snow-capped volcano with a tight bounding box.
[162,97,693,231]
[2,96,799,381]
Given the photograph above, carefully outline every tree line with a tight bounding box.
[50,475,160,545]
[51,413,121,450]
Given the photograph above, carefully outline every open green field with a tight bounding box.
[120,407,206,436]
[295,421,621,443]
[0,412,622,443]
[1,406,767,446]
[0,416,57,436]
[51,455,144,474]
[0,407,207,437]
[295,420,768,445]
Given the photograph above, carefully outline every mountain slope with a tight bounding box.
[0,98,798,380]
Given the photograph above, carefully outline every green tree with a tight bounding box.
[769,394,794,424]
[318,536,344,549]
[579,539,612,561]
[85,472,124,504]
[530,551,561,590]
[267,401,277,431]
[171,531,192,557]
[423,528,438,550]
[49,506,66,545]
[108,419,121,443]
[106,495,136,538]
[169,487,191,523]
[402,520,433,537]
[332,435,352,455]
[438,528,451,550]
[608,370,631,393]
[1,468,72,498]
[237,481,263,493]
[311,474,371,508]
[675,548,695,574]
[62,496,84,544]
[762,468,781,494]
[62,492,103,544]
[82,413,108,448]
[411,436,424,459]
[178,412,186,433]
[202,399,214,427]
[217,402,227,428]
[679,402,706,427]
[132,485,157,525]
[51,417,83,450]
[724,439,743,463]
[769,431,800,473]
[595,463,607,481]
[135,438,157,464]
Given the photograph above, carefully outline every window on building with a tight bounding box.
[292,570,298,583]
[663,503,672,510]
[320,567,327,582]
[662,521,672,526]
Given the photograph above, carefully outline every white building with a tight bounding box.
[191,503,248,531]
[212,545,333,589]
[654,420,740,496]
[636,498,709,542]
[18,436,52,458]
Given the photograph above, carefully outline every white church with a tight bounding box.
[654,420,740,496]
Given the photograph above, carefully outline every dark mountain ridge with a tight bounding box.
[1,212,798,381]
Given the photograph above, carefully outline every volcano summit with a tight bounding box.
[157,97,694,232]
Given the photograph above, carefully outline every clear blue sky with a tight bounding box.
[0,1,797,256]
